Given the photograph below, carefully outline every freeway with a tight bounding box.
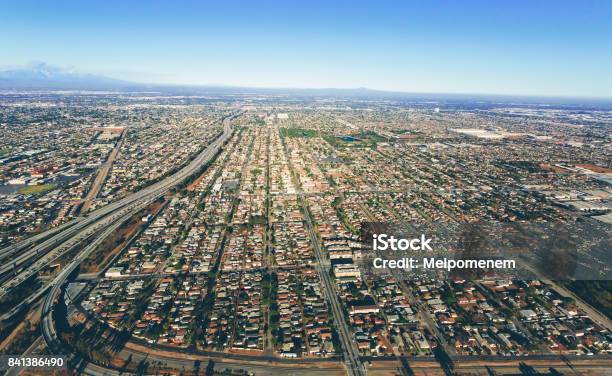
[39,113,236,367]
[0,218,84,264]
[0,114,236,300]
[0,201,151,302]
[1,199,151,322]
[41,219,149,374]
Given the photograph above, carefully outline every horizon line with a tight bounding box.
[2,62,612,102]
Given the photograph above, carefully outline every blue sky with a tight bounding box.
[1,0,611,97]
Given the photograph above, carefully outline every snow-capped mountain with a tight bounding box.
[0,61,132,90]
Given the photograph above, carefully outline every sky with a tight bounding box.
[1,0,611,98]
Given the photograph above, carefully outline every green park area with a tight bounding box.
[18,183,57,196]
[280,127,317,138]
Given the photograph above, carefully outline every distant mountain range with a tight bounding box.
[0,62,134,90]
[0,63,392,96]
[1,62,611,109]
